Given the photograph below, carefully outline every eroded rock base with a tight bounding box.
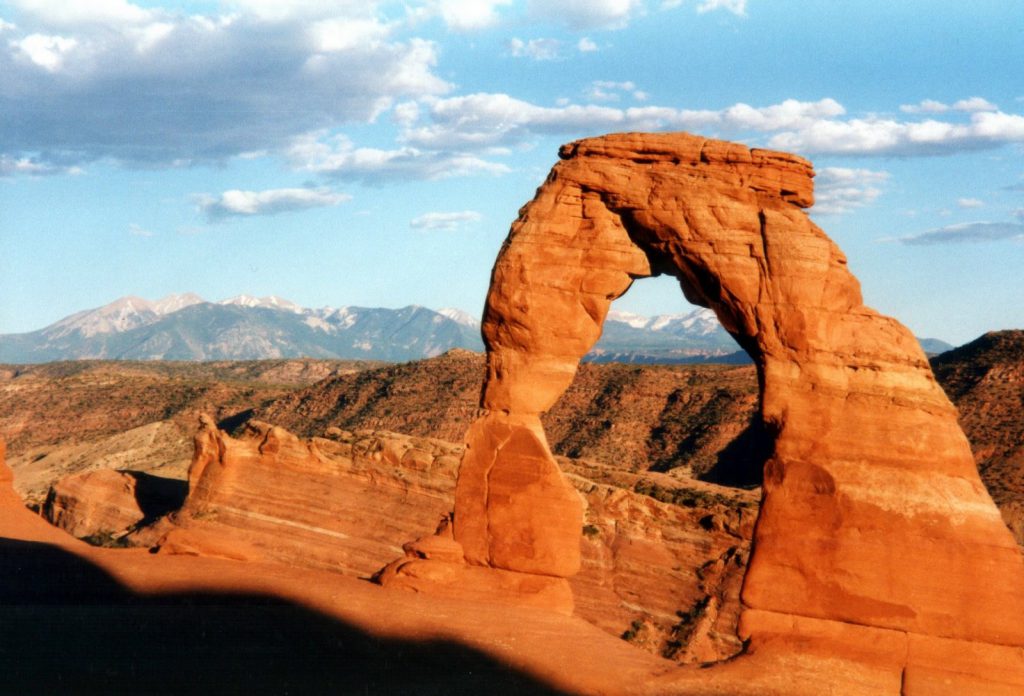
[649,609,1024,695]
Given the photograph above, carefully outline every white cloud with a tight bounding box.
[900,96,998,114]
[287,132,509,182]
[720,98,845,130]
[409,210,482,230]
[10,0,153,26]
[309,16,390,52]
[768,109,1024,156]
[392,101,420,127]
[508,37,560,61]
[223,0,378,23]
[577,37,598,52]
[197,186,351,221]
[0,6,450,169]
[0,154,82,176]
[128,223,154,237]
[527,0,643,30]
[812,167,889,216]
[900,99,949,114]
[952,97,998,112]
[586,80,647,103]
[696,0,747,16]
[11,32,77,71]
[898,221,1024,245]
[401,94,849,152]
[438,0,512,31]
[957,197,984,208]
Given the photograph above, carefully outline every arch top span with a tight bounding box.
[480,131,864,417]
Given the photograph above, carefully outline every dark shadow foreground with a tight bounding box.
[124,471,188,523]
[698,417,770,489]
[0,538,570,696]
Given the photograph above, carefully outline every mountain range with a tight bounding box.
[0,293,952,364]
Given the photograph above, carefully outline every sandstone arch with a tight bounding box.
[382,132,1024,690]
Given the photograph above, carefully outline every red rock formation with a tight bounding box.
[160,416,751,631]
[398,131,1024,692]
[42,469,145,539]
[145,416,461,577]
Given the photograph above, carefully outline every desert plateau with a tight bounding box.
[3,2,1023,694]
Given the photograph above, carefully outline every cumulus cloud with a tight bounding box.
[409,210,482,230]
[527,0,643,30]
[10,0,154,27]
[4,2,1022,186]
[957,197,984,208]
[900,97,998,114]
[390,93,1023,167]
[197,186,351,221]
[389,91,1018,164]
[10,32,77,71]
[898,221,1024,245]
[0,5,450,169]
[767,109,1024,156]
[437,0,512,31]
[812,167,890,216]
[400,94,847,152]
[287,132,509,182]
[508,37,561,61]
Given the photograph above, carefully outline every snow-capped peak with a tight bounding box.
[48,295,159,338]
[152,293,205,315]
[219,294,304,314]
[606,310,650,329]
[606,307,722,334]
[437,307,480,328]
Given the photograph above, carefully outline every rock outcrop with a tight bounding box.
[119,416,754,652]
[147,416,461,576]
[42,469,146,540]
[388,132,1024,693]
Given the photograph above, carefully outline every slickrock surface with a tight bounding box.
[415,131,1024,692]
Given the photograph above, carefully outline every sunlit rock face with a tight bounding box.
[449,131,1024,689]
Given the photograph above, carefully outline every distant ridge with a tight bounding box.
[0,294,953,364]
[0,294,483,363]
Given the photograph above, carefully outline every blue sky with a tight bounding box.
[1,0,1022,344]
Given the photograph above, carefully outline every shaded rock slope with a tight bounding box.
[932,330,1024,542]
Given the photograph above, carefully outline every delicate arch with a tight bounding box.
[453,132,1024,646]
